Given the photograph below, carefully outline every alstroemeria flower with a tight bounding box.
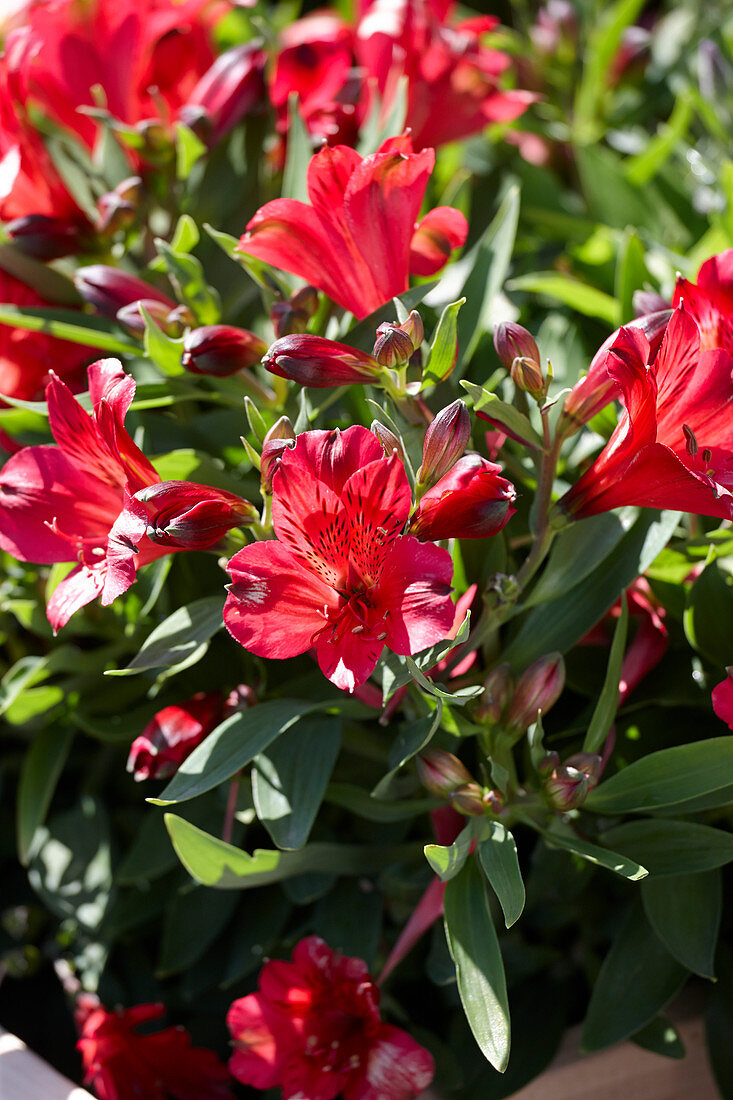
[410,454,516,540]
[712,668,733,730]
[270,13,355,130]
[356,0,535,150]
[236,135,468,319]
[0,359,165,631]
[127,692,223,781]
[557,306,733,522]
[178,41,267,145]
[227,936,435,1100]
[673,248,733,353]
[224,426,454,691]
[75,996,232,1100]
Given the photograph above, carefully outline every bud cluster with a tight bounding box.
[540,751,601,811]
[416,749,502,817]
[473,654,565,737]
[372,311,424,369]
[493,322,547,402]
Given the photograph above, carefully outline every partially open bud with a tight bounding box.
[370,421,405,462]
[506,653,565,733]
[261,417,297,492]
[270,286,319,338]
[473,663,514,725]
[264,334,381,387]
[127,693,222,781]
[493,322,540,372]
[5,214,84,260]
[633,289,670,317]
[410,455,516,541]
[182,325,268,376]
[177,41,266,145]
[95,176,142,235]
[400,310,424,348]
[74,265,175,319]
[128,481,257,550]
[416,400,471,490]
[544,752,601,810]
[373,323,415,369]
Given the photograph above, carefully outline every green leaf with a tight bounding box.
[282,95,312,203]
[614,229,648,323]
[154,239,221,325]
[599,819,733,875]
[381,614,470,702]
[164,814,417,889]
[151,700,328,805]
[158,887,239,976]
[455,185,520,373]
[252,714,341,850]
[141,305,185,376]
[631,1016,685,1059]
[175,122,208,179]
[539,825,647,881]
[505,509,680,668]
[372,708,443,798]
[625,91,694,187]
[582,595,628,754]
[444,857,510,1072]
[423,298,464,387]
[478,822,525,928]
[461,381,543,449]
[425,821,474,882]
[0,304,137,355]
[325,784,436,822]
[573,0,647,134]
[17,727,74,865]
[357,76,408,156]
[581,900,688,1052]
[107,596,224,677]
[507,272,620,326]
[642,870,721,979]
[586,738,733,814]
[683,559,733,666]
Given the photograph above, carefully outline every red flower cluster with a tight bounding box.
[227,936,435,1100]
[127,692,223,781]
[76,996,232,1100]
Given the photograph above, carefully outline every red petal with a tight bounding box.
[46,564,105,633]
[410,205,468,276]
[341,453,412,581]
[378,536,454,654]
[315,627,385,693]
[712,670,733,731]
[279,426,384,496]
[272,459,350,588]
[343,1024,435,1100]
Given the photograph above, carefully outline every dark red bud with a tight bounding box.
[5,215,84,260]
[270,287,320,339]
[261,437,296,493]
[373,323,415,368]
[416,749,476,797]
[178,41,266,145]
[74,265,176,319]
[493,322,541,372]
[510,356,546,399]
[264,334,380,387]
[449,783,488,816]
[134,481,257,549]
[545,752,601,810]
[95,175,142,235]
[417,400,470,489]
[182,325,268,376]
[506,653,565,732]
[116,299,189,338]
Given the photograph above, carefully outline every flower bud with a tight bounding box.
[373,323,415,369]
[510,356,546,400]
[493,322,540,372]
[270,286,319,338]
[126,693,222,781]
[632,289,670,317]
[410,455,516,541]
[5,214,84,259]
[95,175,142,235]
[416,400,471,490]
[416,749,475,797]
[544,752,601,811]
[506,653,565,733]
[449,782,489,817]
[177,41,266,145]
[116,298,190,338]
[370,420,405,461]
[260,417,297,492]
[473,663,514,725]
[400,310,424,348]
[130,481,257,550]
[182,325,268,376]
[264,334,381,387]
[74,265,176,319]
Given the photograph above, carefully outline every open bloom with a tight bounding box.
[76,996,232,1100]
[712,668,733,730]
[410,454,516,540]
[227,936,434,1100]
[237,135,467,319]
[673,248,733,353]
[127,692,223,781]
[224,425,454,691]
[0,359,165,630]
[557,306,733,522]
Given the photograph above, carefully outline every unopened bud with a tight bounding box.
[264,416,296,444]
[449,782,488,816]
[264,334,380,387]
[493,322,540,372]
[370,420,404,460]
[510,355,546,400]
[178,41,266,145]
[270,286,319,338]
[373,322,415,369]
[95,175,142,235]
[74,265,176,319]
[400,310,424,348]
[133,480,257,549]
[473,663,514,725]
[261,437,296,493]
[116,298,189,338]
[632,289,670,317]
[416,749,475,797]
[506,653,565,733]
[182,325,268,377]
[545,752,601,810]
[5,214,83,259]
[417,400,470,490]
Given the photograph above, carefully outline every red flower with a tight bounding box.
[712,668,733,730]
[0,359,165,631]
[227,936,434,1100]
[270,13,356,142]
[76,996,232,1100]
[0,269,95,401]
[557,306,733,522]
[127,692,223,780]
[178,41,267,145]
[410,454,516,540]
[356,0,535,150]
[236,135,467,319]
[224,426,454,692]
[673,248,733,353]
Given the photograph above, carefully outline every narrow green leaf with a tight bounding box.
[539,825,647,881]
[444,858,510,1072]
[586,739,733,814]
[0,304,137,354]
[282,95,312,203]
[478,822,525,928]
[17,727,74,865]
[600,819,733,876]
[325,784,436,822]
[252,714,342,850]
[614,229,648,323]
[625,91,694,186]
[141,305,185,376]
[154,239,221,325]
[461,381,544,449]
[583,595,628,754]
[582,900,688,1052]
[574,0,647,132]
[507,273,621,326]
[158,887,239,976]
[423,297,464,387]
[642,870,721,979]
[424,821,474,882]
[175,123,208,179]
[683,559,733,666]
[106,595,224,677]
[164,814,417,889]
[371,708,443,798]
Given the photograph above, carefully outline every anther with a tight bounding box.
[683,423,698,456]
